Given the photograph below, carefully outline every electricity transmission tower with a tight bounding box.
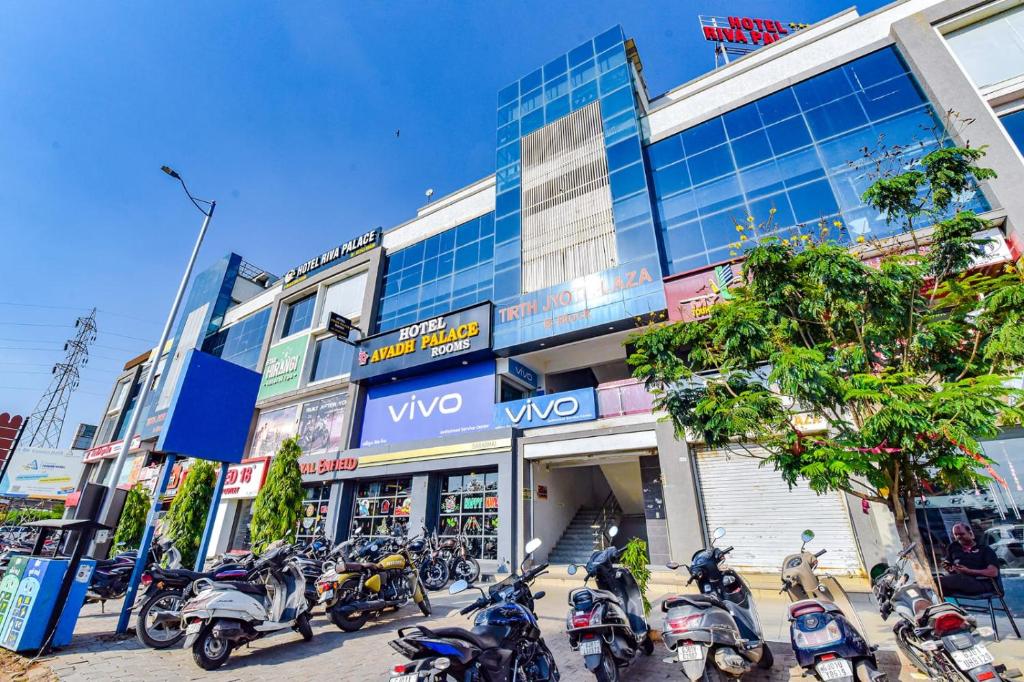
[23,309,98,448]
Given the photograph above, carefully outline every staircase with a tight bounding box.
[548,501,619,564]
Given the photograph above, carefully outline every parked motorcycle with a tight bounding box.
[317,534,431,632]
[416,529,451,592]
[388,537,559,682]
[88,538,180,607]
[781,530,885,682]
[565,525,653,681]
[872,542,1018,682]
[181,541,313,670]
[439,532,481,585]
[662,527,773,681]
[135,548,252,649]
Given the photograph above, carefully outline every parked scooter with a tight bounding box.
[565,525,653,681]
[316,534,431,632]
[781,530,885,682]
[662,527,773,681]
[181,541,313,670]
[387,538,558,682]
[872,543,1018,682]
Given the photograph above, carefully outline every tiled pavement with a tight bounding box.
[31,582,1024,681]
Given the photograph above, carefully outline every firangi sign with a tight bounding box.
[351,303,492,381]
[283,228,381,289]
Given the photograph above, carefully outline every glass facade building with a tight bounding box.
[647,47,990,275]
[202,308,271,371]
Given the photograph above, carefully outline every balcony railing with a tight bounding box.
[596,378,655,418]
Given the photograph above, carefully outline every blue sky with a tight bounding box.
[0,0,885,447]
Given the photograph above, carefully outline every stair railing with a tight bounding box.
[595,492,621,550]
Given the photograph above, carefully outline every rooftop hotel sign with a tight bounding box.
[283,228,381,289]
[700,15,808,47]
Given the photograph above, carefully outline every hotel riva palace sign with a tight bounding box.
[351,302,492,381]
[283,228,381,289]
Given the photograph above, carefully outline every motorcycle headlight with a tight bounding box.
[793,620,842,649]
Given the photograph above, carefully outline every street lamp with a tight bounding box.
[99,166,216,633]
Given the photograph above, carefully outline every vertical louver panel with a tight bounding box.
[520,102,618,293]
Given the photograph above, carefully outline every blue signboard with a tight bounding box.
[493,388,597,429]
[360,361,496,448]
[506,359,539,389]
[492,256,666,350]
[0,557,95,652]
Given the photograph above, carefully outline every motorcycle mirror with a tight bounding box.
[449,579,469,595]
[801,529,815,543]
[567,564,578,576]
[521,557,535,572]
[524,538,542,555]
[712,527,726,542]
[607,525,619,539]
[534,591,546,600]
[666,562,681,570]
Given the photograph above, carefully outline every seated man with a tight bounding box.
[939,522,1000,597]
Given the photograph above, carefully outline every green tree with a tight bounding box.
[249,436,304,554]
[164,459,216,567]
[628,142,1024,585]
[619,537,652,614]
[113,483,150,551]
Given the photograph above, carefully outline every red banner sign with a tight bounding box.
[222,457,270,499]
[702,16,795,46]
[299,457,358,477]
[83,435,142,463]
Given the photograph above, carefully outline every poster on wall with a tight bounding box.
[251,405,299,458]
[257,334,310,401]
[0,446,84,499]
[298,394,347,455]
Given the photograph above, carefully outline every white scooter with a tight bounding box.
[181,542,313,670]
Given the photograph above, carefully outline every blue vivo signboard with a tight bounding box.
[493,388,597,429]
[360,360,496,448]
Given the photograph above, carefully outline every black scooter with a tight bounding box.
[388,538,559,682]
[565,526,653,682]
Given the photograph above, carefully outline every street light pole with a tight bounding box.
[96,168,215,527]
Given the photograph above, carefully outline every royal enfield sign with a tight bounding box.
[351,303,492,381]
[283,228,381,289]
[493,388,597,429]
[257,334,309,401]
[359,361,496,447]
[299,456,358,478]
[222,457,270,499]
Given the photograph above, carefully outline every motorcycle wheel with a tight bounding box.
[454,557,481,584]
[420,560,449,591]
[294,612,314,642]
[758,642,774,669]
[328,603,369,632]
[135,590,184,649]
[417,589,432,617]
[593,653,618,682]
[641,635,654,656]
[701,668,727,682]
[192,627,232,671]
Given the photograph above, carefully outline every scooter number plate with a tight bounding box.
[318,589,334,603]
[677,643,703,661]
[951,645,994,670]
[816,659,853,680]
[389,675,417,682]
[579,639,601,656]
[185,622,202,636]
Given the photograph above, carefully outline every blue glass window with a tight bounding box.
[1001,110,1024,154]
[545,75,568,102]
[521,108,544,135]
[496,190,520,216]
[498,83,518,107]
[571,60,596,88]
[497,142,520,169]
[520,69,542,94]
[600,65,630,94]
[648,46,990,278]
[594,26,623,53]
[544,54,567,80]
[606,137,641,172]
[572,81,599,110]
[202,308,271,371]
[546,96,570,122]
[601,86,633,118]
[310,336,355,382]
[495,213,520,244]
[609,162,646,199]
[569,41,594,67]
[282,294,315,337]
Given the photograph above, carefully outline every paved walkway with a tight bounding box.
[31,583,1024,681]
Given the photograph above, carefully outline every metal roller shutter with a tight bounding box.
[696,446,863,575]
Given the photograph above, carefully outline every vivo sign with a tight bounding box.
[360,361,496,447]
[493,388,597,429]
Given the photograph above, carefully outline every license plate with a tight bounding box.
[951,645,994,670]
[390,676,417,682]
[579,639,601,656]
[318,589,334,603]
[185,622,202,635]
[816,659,853,680]
[677,643,703,661]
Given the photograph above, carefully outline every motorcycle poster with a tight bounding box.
[298,394,347,455]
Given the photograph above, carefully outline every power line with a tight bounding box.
[0,385,109,398]
[0,302,162,327]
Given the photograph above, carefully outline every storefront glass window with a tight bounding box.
[297,484,332,543]
[282,293,316,337]
[310,335,355,382]
[946,6,1024,89]
[352,477,412,539]
[438,470,499,560]
[229,499,254,551]
[917,435,1024,612]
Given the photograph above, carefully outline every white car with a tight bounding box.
[984,525,1024,569]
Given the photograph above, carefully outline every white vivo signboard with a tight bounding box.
[0,446,85,499]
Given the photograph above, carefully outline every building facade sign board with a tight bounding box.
[283,228,381,289]
[0,447,84,499]
[493,388,597,429]
[222,458,270,499]
[257,334,309,401]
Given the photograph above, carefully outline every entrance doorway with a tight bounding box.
[528,454,654,564]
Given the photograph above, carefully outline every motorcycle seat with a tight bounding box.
[341,562,377,572]
[788,599,828,619]
[662,594,725,611]
[422,625,508,650]
[215,581,268,597]
[580,588,622,605]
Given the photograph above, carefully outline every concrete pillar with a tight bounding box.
[409,474,430,537]
[892,9,1024,245]
[498,455,517,572]
[654,420,705,563]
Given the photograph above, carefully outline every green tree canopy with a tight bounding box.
[113,483,150,551]
[628,142,1024,584]
[249,436,304,554]
[164,459,216,567]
